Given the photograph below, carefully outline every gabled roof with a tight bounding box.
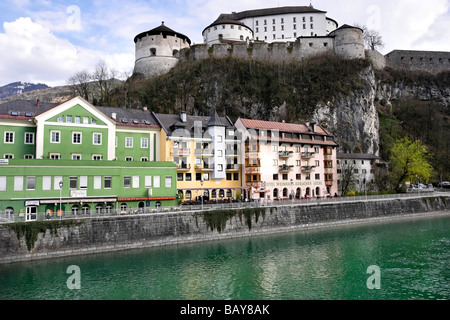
[208,110,227,127]
[0,97,159,128]
[153,111,233,136]
[238,118,329,135]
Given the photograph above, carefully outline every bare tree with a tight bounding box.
[355,24,385,51]
[91,60,120,106]
[67,70,92,101]
[338,160,357,196]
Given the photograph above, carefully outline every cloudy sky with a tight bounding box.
[0,0,449,87]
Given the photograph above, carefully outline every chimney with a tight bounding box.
[143,106,148,111]
[112,112,117,120]
[310,122,316,132]
[180,110,187,123]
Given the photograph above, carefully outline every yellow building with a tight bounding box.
[152,111,243,203]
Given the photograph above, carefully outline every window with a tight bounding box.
[51,131,60,143]
[154,176,160,188]
[25,132,35,145]
[125,137,133,148]
[83,117,89,124]
[272,145,278,152]
[273,174,279,180]
[24,154,34,159]
[132,176,140,189]
[217,135,223,143]
[104,176,112,189]
[26,176,36,190]
[93,133,102,145]
[226,173,232,181]
[4,154,14,159]
[72,132,82,144]
[26,206,37,221]
[75,116,81,123]
[57,116,64,122]
[233,173,239,181]
[50,153,61,160]
[282,174,288,180]
[80,176,88,189]
[125,157,133,162]
[145,176,152,188]
[185,173,192,181]
[196,173,202,181]
[165,176,172,188]
[69,177,78,189]
[4,132,14,144]
[0,176,6,191]
[315,174,320,180]
[92,155,102,161]
[14,176,23,191]
[141,138,148,148]
[123,176,131,188]
[94,176,101,190]
[66,115,72,122]
[72,154,81,160]
[141,157,149,162]
[177,173,184,181]
[54,176,62,190]
[218,164,223,172]
[296,174,302,180]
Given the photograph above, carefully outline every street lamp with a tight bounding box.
[59,179,63,220]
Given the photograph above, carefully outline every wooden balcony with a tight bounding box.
[245,166,261,174]
[226,164,241,171]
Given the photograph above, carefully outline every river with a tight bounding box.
[0,214,449,300]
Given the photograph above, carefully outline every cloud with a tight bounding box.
[0,17,134,87]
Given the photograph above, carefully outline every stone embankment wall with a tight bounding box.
[0,196,448,264]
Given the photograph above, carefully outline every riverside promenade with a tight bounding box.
[0,192,449,264]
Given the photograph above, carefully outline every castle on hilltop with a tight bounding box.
[133,5,450,78]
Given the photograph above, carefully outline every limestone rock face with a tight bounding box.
[312,66,380,155]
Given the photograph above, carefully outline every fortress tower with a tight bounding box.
[329,25,365,60]
[133,22,191,78]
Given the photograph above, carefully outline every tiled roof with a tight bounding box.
[337,153,380,160]
[238,118,329,135]
[134,22,191,44]
[153,112,233,136]
[231,6,326,20]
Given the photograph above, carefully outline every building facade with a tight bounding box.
[337,153,380,194]
[0,97,178,220]
[235,118,339,202]
[203,5,338,44]
[153,111,243,203]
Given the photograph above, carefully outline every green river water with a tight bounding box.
[0,214,449,301]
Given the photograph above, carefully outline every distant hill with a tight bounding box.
[0,82,50,99]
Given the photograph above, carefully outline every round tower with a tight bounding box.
[330,25,365,60]
[133,22,191,78]
[202,14,253,46]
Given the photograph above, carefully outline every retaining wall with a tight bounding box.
[0,196,448,264]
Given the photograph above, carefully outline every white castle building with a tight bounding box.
[132,5,398,79]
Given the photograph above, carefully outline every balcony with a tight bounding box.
[195,164,214,171]
[171,148,190,156]
[301,166,316,173]
[245,152,259,159]
[302,152,315,159]
[226,149,239,157]
[226,164,241,171]
[279,165,294,173]
[177,164,191,171]
[246,180,262,189]
[279,151,294,158]
[245,166,261,174]
[195,148,214,157]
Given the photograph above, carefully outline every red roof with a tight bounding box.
[238,118,329,135]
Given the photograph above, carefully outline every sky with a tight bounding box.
[0,0,449,87]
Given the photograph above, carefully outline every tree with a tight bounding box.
[355,24,384,51]
[91,60,119,106]
[338,159,357,196]
[67,70,92,101]
[389,138,433,192]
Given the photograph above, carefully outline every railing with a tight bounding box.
[302,152,315,158]
[171,148,190,156]
[1,191,447,224]
[279,151,293,158]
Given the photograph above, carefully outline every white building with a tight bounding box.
[203,5,338,45]
[337,153,380,194]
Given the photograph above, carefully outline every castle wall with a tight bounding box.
[385,50,450,74]
[366,50,387,70]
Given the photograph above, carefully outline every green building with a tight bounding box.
[0,97,177,221]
